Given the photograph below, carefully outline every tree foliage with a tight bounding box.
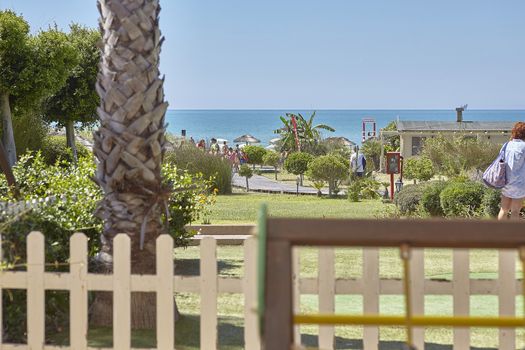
[403,156,434,183]
[360,138,381,171]
[382,120,400,153]
[284,152,314,176]
[274,111,335,153]
[307,154,348,196]
[243,145,267,166]
[0,10,77,164]
[263,151,280,180]
[42,24,100,160]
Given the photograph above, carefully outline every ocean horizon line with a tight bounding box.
[169,108,525,112]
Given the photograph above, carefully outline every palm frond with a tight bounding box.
[313,124,335,132]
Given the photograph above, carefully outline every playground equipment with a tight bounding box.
[362,117,376,142]
[257,205,525,349]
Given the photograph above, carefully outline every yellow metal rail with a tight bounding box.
[294,314,525,328]
[293,244,525,349]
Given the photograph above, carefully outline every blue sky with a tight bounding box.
[1,0,524,109]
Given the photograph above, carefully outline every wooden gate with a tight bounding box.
[261,216,525,350]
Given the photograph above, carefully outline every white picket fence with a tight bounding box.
[0,196,58,219]
[0,232,521,349]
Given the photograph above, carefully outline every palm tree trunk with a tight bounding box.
[0,93,17,166]
[92,0,177,329]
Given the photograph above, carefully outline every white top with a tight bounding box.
[502,139,525,199]
[350,153,365,173]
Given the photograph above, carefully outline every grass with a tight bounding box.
[208,191,387,224]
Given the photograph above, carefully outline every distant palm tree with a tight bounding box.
[91,0,174,329]
[274,111,335,152]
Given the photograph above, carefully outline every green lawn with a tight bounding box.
[208,192,387,224]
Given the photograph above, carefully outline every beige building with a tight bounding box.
[395,120,514,158]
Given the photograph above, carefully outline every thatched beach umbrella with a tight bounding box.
[234,134,260,144]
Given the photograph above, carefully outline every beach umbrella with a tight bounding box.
[265,144,277,151]
[269,137,281,144]
[216,138,228,143]
[234,134,260,144]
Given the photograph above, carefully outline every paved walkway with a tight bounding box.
[232,173,332,195]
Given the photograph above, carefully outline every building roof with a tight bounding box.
[396,120,515,132]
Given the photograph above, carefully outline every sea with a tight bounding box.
[166,110,525,146]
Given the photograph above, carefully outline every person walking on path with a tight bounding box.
[228,147,239,172]
[350,146,366,177]
[498,122,525,220]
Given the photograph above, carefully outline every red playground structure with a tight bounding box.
[362,117,376,142]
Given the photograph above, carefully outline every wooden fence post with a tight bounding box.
[363,248,379,350]
[27,231,45,350]
[156,235,175,349]
[70,233,88,350]
[292,247,301,346]
[201,237,218,350]
[318,248,335,349]
[113,234,131,349]
[410,249,425,349]
[263,240,293,349]
[453,249,470,350]
[499,250,516,350]
[243,237,261,349]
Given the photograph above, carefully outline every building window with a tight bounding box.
[411,137,426,155]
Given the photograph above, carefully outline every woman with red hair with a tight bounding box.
[498,122,525,220]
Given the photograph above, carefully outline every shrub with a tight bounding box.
[0,154,100,342]
[404,156,434,183]
[421,181,447,216]
[359,178,381,199]
[0,153,216,342]
[40,135,90,165]
[312,180,324,197]
[422,134,500,177]
[347,181,361,202]
[319,139,351,159]
[307,154,347,196]
[13,111,48,155]
[243,145,267,167]
[482,188,501,218]
[394,183,427,215]
[284,152,314,176]
[165,144,232,194]
[263,151,280,180]
[439,180,485,217]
